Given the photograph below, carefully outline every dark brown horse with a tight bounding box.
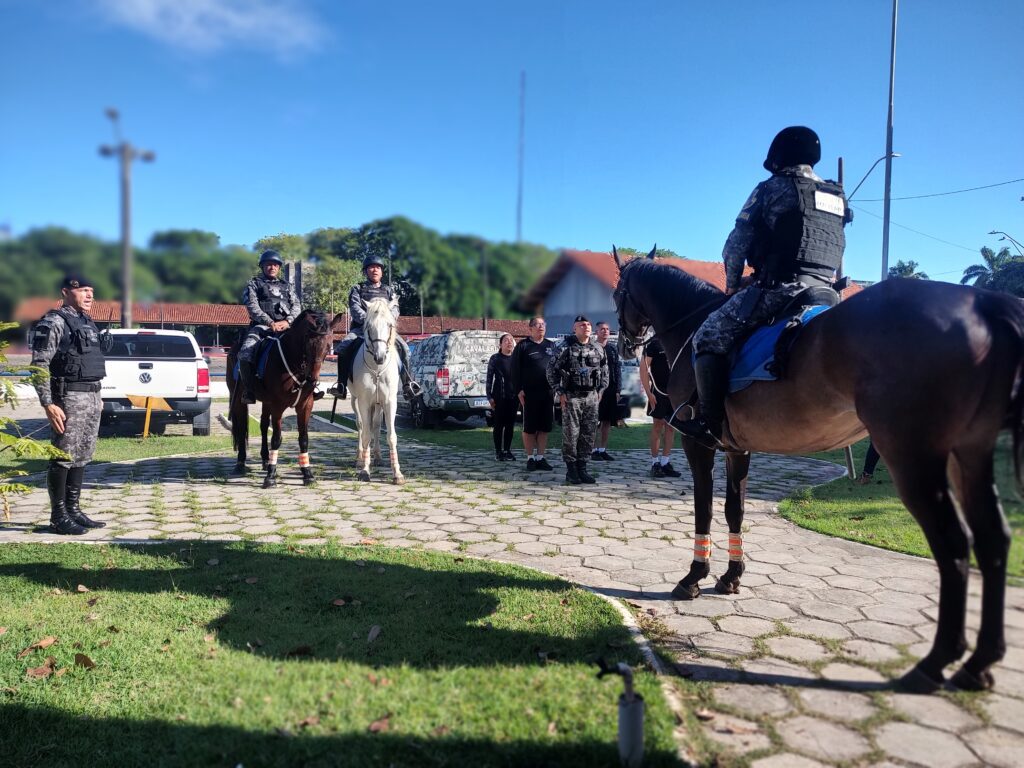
[227,310,346,488]
[613,248,1024,693]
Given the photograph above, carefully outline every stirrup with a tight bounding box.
[405,380,423,397]
[669,415,724,450]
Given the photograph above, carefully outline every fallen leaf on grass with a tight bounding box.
[521,613,536,622]
[547,721,558,735]
[359,538,376,546]
[331,598,347,607]
[17,636,57,659]
[74,653,96,669]
[84,613,100,623]
[98,640,111,648]
[86,598,100,607]
[695,708,715,721]
[76,584,90,593]
[286,645,314,658]
[0,627,7,636]
[367,673,392,687]
[297,715,320,729]
[232,697,244,708]
[368,714,391,733]
[81,564,92,570]
[159,644,171,653]
[207,559,219,566]
[26,657,57,678]
[54,668,68,678]
[850,516,865,521]
[107,625,120,633]
[367,625,381,643]
[245,577,259,585]
[51,588,64,596]
[203,634,215,643]
[432,725,451,737]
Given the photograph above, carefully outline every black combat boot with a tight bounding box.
[564,460,581,485]
[239,360,257,404]
[669,353,729,450]
[66,465,105,529]
[47,463,87,536]
[576,461,596,484]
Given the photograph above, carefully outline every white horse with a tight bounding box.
[350,297,404,484]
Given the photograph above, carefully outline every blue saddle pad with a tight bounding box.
[729,305,830,393]
[255,338,274,379]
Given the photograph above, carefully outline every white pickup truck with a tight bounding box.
[100,329,212,435]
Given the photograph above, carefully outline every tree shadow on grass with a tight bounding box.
[0,703,682,768]
[0,541,634,669]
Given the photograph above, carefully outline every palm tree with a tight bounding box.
[960,246,1011,288]
[888,259,929,280]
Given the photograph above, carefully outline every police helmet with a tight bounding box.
[362,253,386,271]
[763,126,821,172]
[259,249,284,266]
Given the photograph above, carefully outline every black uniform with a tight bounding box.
[510,337,557,435]
[597,340,621,423]
[486,351,518,456]
[643,338,673,421]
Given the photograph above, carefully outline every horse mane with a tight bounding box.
[620,257,725,308]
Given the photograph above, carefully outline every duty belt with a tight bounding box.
[65,381,103,392]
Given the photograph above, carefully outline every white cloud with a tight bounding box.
[94,0,326,58]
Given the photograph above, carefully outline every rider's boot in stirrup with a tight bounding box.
[239,360,257,405]
[669,353,728,450]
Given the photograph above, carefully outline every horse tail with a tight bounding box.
[226,350,249,454]
[979,290,1024,495]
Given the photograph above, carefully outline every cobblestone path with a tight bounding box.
[4,435,1023,767]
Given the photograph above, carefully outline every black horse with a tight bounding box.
[227,310,346,488]
[613,247,1024,693]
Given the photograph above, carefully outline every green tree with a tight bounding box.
[252,233,308,263]
[888,259,929,280]
[986,259,1024,298]
[303,258,363,316]
[960,246,1013,289]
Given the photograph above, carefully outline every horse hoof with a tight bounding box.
[949,666,994,692]
[357,471,371,482]
[897,665,943,694]
[393,475,405,485]
[714,577,740,595]
[232,463,248,475]
[671,581,701,600]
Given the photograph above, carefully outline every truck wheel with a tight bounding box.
[192,406,212,436]
[410,398,435,429]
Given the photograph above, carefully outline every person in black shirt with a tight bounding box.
[509,316,557,471]
[592,321,621,461]
[640,338,681,479]
[487,333,519,461]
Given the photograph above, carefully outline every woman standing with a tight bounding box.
[487,333,519,461]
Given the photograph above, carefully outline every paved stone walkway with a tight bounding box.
[4,434,1023,767]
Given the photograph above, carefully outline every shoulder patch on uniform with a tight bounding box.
[31,319,56,351]
[736,188,760,222]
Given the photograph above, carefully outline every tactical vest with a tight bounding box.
[351,282,393,329]
[252,277,291,322]
[563,341,604,393]
[45,310,107,382]
[765,176,847,286]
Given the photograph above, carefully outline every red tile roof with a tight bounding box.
[520,249,861,309]
[13,299,252,325]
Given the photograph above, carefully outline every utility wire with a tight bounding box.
[851,205,977,252]
[858,176,1024,202]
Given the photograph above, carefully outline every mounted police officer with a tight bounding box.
[547,315,608,485]
[672,126,851,449]
[238,249,301,404]
[332,252,421,400]
[31,274,109,535]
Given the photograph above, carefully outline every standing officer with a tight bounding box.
[31,274,108,535]
[591,320,621,461]
[332,252,421,400]
[238,250,301,404]
[672,126,850,448]
[547,315,608,485]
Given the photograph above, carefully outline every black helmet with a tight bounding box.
[259,249,284,266]
[763,126,821,172]
[362,253,386,271]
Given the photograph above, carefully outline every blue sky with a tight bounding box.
[2,0,1022,284]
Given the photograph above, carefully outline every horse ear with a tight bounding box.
[612,245,622,270]
[647,244,657,260]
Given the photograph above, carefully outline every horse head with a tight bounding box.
[290,309,344,377]
[611,244,657,360]
[363,298,396,366]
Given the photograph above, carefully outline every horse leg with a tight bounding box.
[296,395,315,487]
[355,399,372,482]
[260,408,271,472]
[888,452,970,693]
[948,449,1009,691]
[263,410,283,489]
[716,450,750,594]
[387,397,403,485]
[672,437,716,600]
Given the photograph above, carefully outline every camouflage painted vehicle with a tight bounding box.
[397,330,505,428]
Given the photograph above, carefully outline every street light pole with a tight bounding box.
[847,152,901,203]
[880,0,899,282]
[99,108,155,329]
[988,230,1024,258]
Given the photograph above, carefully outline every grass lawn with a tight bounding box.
[0,541,683,768]
[781,437,1024,582]
[316,411,657,453]
[0,433,235,476]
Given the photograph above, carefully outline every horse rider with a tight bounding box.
[332,252,422,400]
[238,249,302,404]
[671,126,851,449]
